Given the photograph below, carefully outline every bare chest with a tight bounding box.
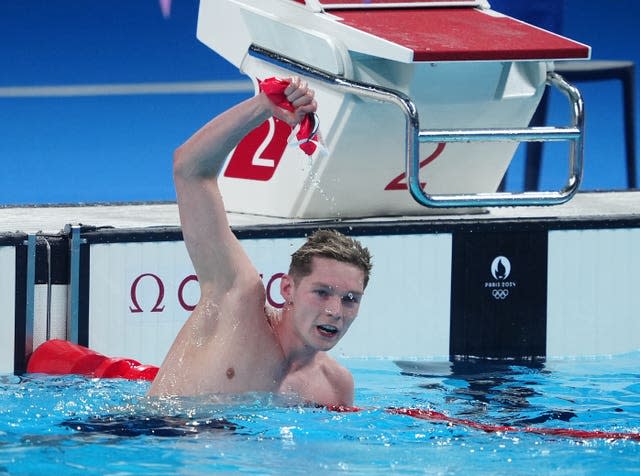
[197,332,285,393]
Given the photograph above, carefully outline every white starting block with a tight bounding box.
[197,0,590,218]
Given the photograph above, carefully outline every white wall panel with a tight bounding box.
[335,233,452,358]
[33,284,68,349]
[89,241,195,365]
[88,233,452,365]
[0,247,16,374]
[547,228,640,356]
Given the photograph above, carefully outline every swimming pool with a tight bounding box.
[1,353,639,475]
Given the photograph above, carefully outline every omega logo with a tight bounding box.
[129,272,286,314]
[265,272,285,308]
[129,273,166,313]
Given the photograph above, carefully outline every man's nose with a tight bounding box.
[324,295,342,318]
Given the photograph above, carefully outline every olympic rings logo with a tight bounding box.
[491,289,509,300]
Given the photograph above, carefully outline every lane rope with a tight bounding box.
[329,405,640,441]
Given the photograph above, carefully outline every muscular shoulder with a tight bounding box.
[198,272,266,321]
[189,274,269,341]
[318,354,354,406]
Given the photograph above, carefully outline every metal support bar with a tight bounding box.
[420,126,580,143]
[23,234,36,358]
[248,45,585,208]
[43,237,52,341]
[66,225,83,344]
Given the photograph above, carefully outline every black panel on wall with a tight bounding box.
[13,244,27,374]
[450,230,548,360]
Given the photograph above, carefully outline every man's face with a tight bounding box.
[285,256,365,351]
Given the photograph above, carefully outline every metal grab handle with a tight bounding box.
[412,72,585,207]
[248,45,585,208]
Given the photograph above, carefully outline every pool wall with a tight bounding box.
[4,208,640,374]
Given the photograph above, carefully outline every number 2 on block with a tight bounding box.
[384,143,446,190]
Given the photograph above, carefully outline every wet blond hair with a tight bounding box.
[288,229,373,288]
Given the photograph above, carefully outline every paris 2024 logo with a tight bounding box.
[485,256,517,300]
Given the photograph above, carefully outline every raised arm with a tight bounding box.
[173,78,316,296]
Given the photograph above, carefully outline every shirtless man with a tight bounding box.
[148,78,372,407]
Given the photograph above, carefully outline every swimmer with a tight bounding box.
[148,77,372,407]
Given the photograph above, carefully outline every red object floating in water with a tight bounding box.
[27,339,159,381]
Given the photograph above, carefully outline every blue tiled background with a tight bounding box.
[1,0,638,204]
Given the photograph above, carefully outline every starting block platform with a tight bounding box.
[197,0,590,218]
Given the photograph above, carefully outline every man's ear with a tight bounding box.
[280,273,295,302]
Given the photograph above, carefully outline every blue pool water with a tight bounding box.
[1,354,639,475]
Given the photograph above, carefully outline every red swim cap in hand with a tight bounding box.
[259,77,320,156]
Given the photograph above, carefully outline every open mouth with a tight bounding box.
[317,324,339,338]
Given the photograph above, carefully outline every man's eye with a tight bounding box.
[315,289,329,297]
[342,293,360,305]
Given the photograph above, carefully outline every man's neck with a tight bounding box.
[273,309,319,372]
